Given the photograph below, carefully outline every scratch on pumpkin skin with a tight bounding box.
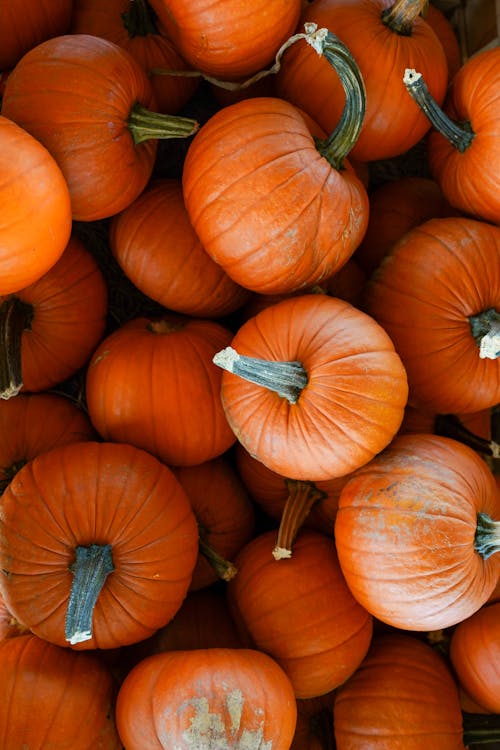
[90,350,110,367]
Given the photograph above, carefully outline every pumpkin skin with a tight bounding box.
[0,0,72,69]
[0,115,72,294]
[334,632,464,749]
[0,634,122,749]
[182,96,369,295]
[0,233,108,395]
[1,34,196,221]
[85,315,236,466]
[0,441,199,650]
[70,0,198,114]
[0,589,27,640]
[276,0,448,161]
[334,433,500,631]
[449,602,500,713]
[148,0,302,79]
[116,647,297,749]
[365,216,500,414]
[109,178,251,318]
[227,529,373,699]
[425,46,500,224]
[217,294,408,480]
[425,2,461,81]
[0,392,96,492]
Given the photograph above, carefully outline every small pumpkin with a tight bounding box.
[116,647,298,749]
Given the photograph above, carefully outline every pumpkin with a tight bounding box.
[0,441,199,649]
[450,602,500,713]
[424,2,462,80]
[334,433,500,631]
[213,294,408,481]
[403,46,500,224]
[276,0,448,161]
[292,691,336,750]
[182,28,369,295]
[0,589,27,640]
[116,647,298,749]
[0,0,72,69]
[365,216,500,414]
[172,455,255,589]
[333,632,464,749]
[1,34,198,221]
[0,633,122,748]
[0,392,96,493]
[0,115,72,295]
[109,178,251,318]
[70,0,199,114]
[227,529,373,698]
[85,314,236,467]
[0,234,108,398]
[147,0,302,79]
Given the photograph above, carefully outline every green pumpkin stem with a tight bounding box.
[434,414,500,459]
[0,297,33,400]
[469,308,500,360]
[403,68,475,152]
[463,712,500,745]
[313,27,366,170]
[128,102,199,145]
[213,346,308,404]
[121,0,159,37]
[474,513,500,560]
[65,544,114,645]
[198,531,238,582]
[273,480,327,559]
[381,0,427,35]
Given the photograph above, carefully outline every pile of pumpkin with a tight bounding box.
[1,0,500,747]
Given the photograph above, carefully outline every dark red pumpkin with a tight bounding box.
[0,0,72,69]
[0,441,199,650]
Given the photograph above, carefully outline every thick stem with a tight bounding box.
[474,513,500,560]
[434,414,500,459]
[198,532,238,582]
[470,308,500,360]
[381,0,427,35]
[121,0,159,37]
[463,712,500,745]
[0,297,33,400]
[273,480,327,560]
[403,68,475,152]
[65,544,114,645]
[128,102,199,145]
[213,346,308,404]
[312,27,366,169]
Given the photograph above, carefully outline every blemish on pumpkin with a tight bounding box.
[180,693,272,749]
[90,350,110,367]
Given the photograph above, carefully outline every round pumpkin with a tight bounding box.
[116,647,298,749]
[0,441,199,650]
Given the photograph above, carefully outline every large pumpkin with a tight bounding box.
[0,441,199,650]
[334,433,500,630]
[214,294,408,481]
[116,647,298,749]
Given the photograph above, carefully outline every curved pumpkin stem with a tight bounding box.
[213,346,308,404]
[434,414,500,459]
[474,512,500,560]
[273,480,327,560]
[0,297,32,400]
[463,712,500,745]
[198,529,238,582]
[128,102,199,145]
[403,68,475,152]
[65,543,114,645]
[470,308,500,360]
[382,0,427,35]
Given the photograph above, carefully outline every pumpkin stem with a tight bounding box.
[434,414,500,459]
[474,513,500,560]
[0,459,27,494]
[198,531,238,582]
[213,346,308,404]
[128,102,199,145]
[121,0,159,37]
[0,297,33,400]
[463,712,500,744]
[469,308,500,360]
[381,0,427,35]
[273,480,327,559]
[403,68,475,152]
[313,27,366,170]
[65,543,114,645]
